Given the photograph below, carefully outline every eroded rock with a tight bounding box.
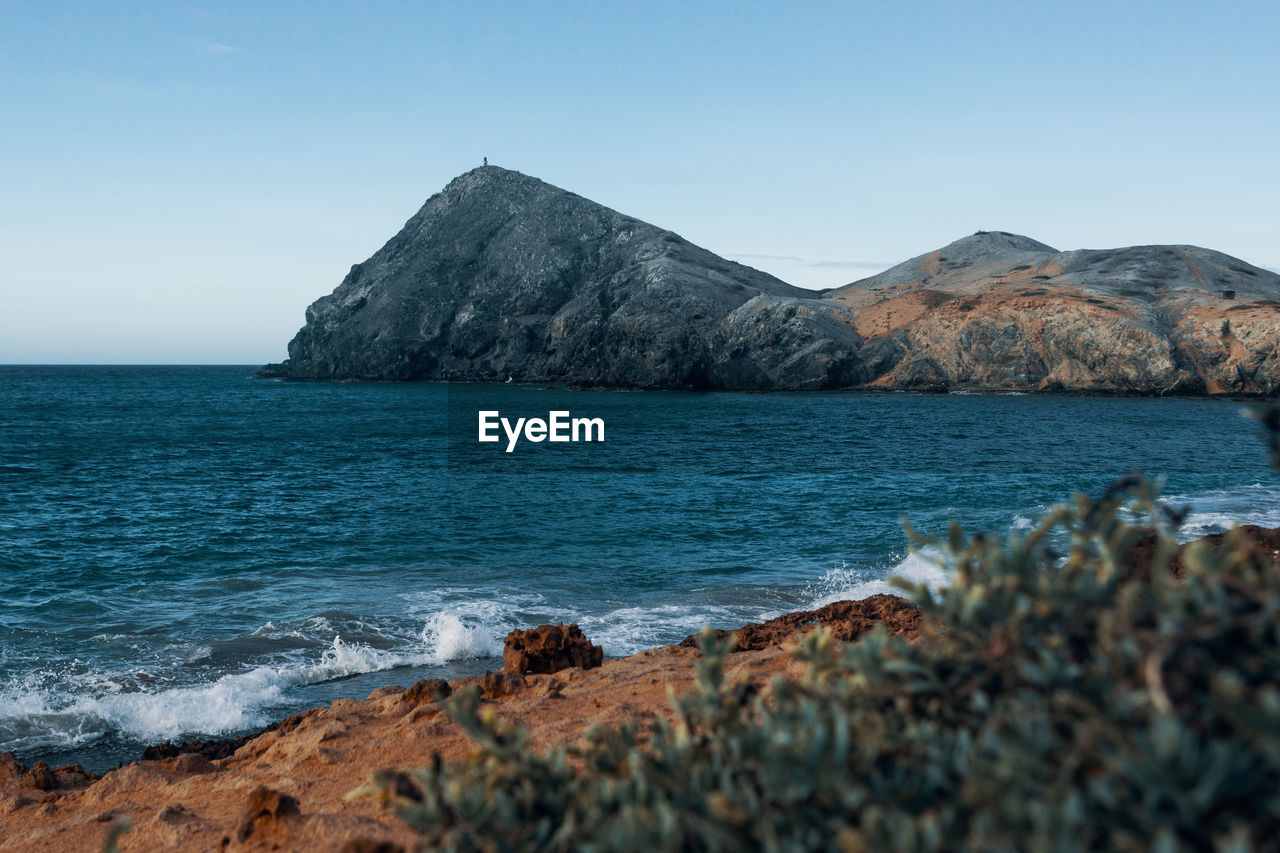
[503,623,603,674]
[680,594,923,652]
[25,761,57,791]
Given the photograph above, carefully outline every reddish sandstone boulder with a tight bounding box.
[25,761,57,791]
[503,623,603,674]
[680,593,923,652]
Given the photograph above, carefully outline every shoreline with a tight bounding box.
[254,373,1280,401]
[3,527,1275,850]
[0,595,920,852]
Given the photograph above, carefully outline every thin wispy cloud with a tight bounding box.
[199,40,244,57]
[728,253,889,270]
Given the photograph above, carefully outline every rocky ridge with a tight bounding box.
[826,231,1280,394]
[260,168,1280,395]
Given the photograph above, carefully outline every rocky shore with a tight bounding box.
[0,597,916,852]
[4,527,1275,851]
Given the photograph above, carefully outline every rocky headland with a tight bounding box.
[258,165,809,388]
[260,166,1280,395]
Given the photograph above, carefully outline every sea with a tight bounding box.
[2,365,1277,772]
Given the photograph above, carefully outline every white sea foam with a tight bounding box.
[578,604,747,657]
[413,599,507,661]
[0,633,451,750]
[419,610,504,664]
[405,589,585,663]
[408,589,772,658]
[69,666,288,742]
[807,547,951,608]
[1004,481,1280,547]
[1162,483,1280,540]
[0,687,107,752]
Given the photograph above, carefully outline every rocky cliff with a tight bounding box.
[261,169,1280,395]
[827,231,1280,394]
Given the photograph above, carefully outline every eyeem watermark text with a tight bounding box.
[478,410,605,452]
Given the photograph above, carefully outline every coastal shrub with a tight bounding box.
[366,412,1280,852]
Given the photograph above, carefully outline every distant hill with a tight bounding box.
[261,172,1280,396]
[259,166,826,388]
[826,231,1280,394]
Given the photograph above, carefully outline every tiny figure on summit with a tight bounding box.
[483,157,488,166]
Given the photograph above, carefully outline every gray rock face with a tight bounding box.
[259,166,812,388]
[261,171,1280,396]
[709,296,866,390]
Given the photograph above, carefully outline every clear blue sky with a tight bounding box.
[2,1,1277,363]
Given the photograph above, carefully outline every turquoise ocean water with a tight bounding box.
[1,365,1277,771]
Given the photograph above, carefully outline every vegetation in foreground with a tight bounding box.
[365,413,1280,852]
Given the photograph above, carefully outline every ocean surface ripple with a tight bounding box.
[1,366,1276,770]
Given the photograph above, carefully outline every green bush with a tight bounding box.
[365,412,1280,852]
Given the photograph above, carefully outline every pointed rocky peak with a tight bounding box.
[437,163,566,199]
[259,166,805,384]
[402,164,624,233]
